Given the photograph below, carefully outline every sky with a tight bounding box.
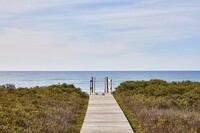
[0,0,200,71]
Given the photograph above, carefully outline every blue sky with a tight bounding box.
[0,0,199,70]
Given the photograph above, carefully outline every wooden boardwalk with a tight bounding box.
[80,94,134,133]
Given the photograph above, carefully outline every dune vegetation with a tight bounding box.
[0,84,89,133]
[114,79,200,133]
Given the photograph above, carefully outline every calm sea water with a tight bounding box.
[0,71,199,92]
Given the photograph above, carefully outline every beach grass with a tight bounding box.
[114,79,200,133]
[0,83,89,133]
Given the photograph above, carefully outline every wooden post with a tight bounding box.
[104,77,107,93]
[90,77,94,95]
[106,77,109,93]
[110,79,112,94]
[93,77,96,94]
[90,79,92,95]
[107,78,109,93]
[90,77,95,95]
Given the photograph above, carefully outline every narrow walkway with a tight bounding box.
[80,94,134,133]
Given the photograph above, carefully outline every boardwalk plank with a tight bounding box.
[80,94,134,133]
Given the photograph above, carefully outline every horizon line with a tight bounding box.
[0,70,200,72]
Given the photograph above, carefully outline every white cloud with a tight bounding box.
[0,27,130,70]
[0,28,127,59]
[0,0,129,14]
[0,0,199,70]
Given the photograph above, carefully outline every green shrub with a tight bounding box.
[0,84,89,133]
[114,79,200,133]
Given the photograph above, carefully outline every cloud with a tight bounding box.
[0,28,127,59]
[0,0,129,15]
[0,27,129,70]
[0,0,199,70]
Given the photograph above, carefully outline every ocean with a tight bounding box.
[0,71,199,92]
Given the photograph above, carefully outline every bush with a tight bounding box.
[0,84,89,133]
[114,79,200,133]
